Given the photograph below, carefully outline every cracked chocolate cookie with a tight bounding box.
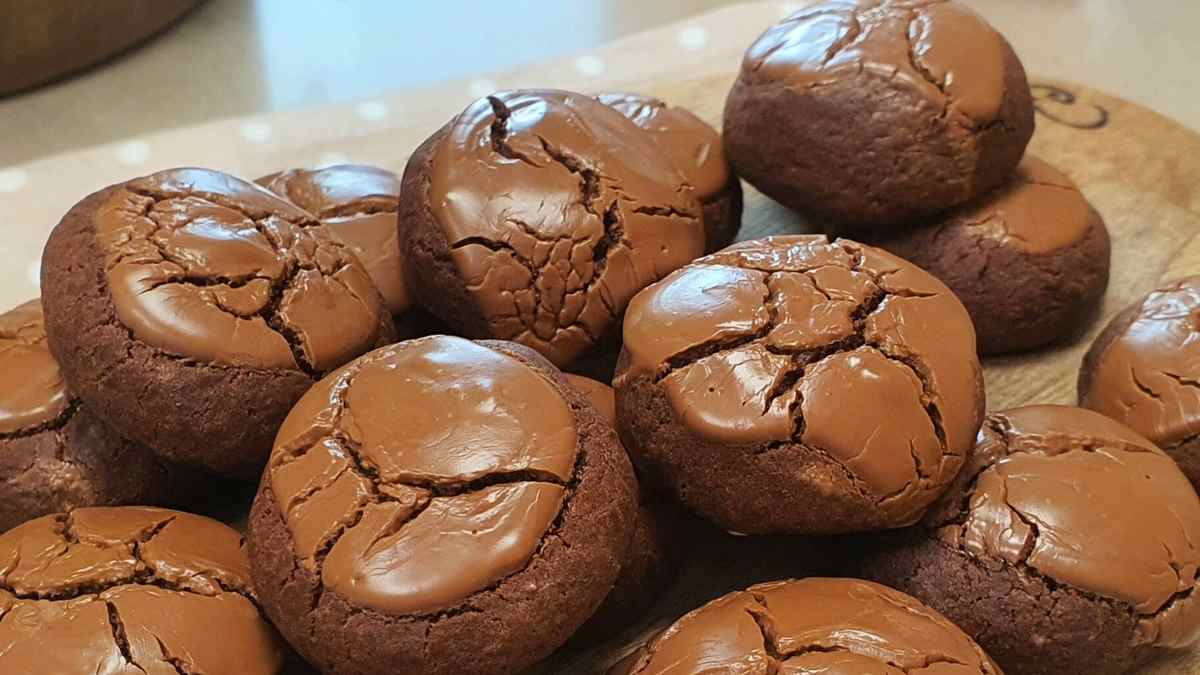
[40,168,396,479]
[615,235,984,535]
[1080,277,1200,489]
[561,373,685,641]
[256,164,441,337]
[614,577,1001,674]
[597,93,743,251]
[247,335,637,675]
[398,89,706,371]
[0,300,187,532]
[0,506,286,673]
[871,156,1111,354]
[861,405,1200,675]
[723,0,1034,229]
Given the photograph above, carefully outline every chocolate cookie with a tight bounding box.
[615,235,984,534]
[0,506,286,673]
[256,164,441,338]
[614,577,1000,674]
[1080,277,1200,489]
[0,300,186,532]
[561,373,684,640]
[40,168,396,479]
[872,156,1111,354]
[248,335,637,675]
[398,89,706,370]
[597,93,743,251]
[724,0,1035,229]
[861,405,1200,675]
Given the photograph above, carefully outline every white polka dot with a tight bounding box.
[355,101,390,122]
[677,26,709,51]
[116,140,151,165]
[239,121,273,144]
[574,55,606,77]
[467,78,498,99]
[779,2,805,18]
[27,259,40,287]
[0,168,27,192]
[315,152,350,169]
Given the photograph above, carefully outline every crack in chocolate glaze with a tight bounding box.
[0,555,251,604]
[762,359,806,417]
[930,407,1200,644]
[623,579,997,675]
[487,96,539,167]
[747,586,984,673]
[153,636,194,675]
[745,0,1002,131]
[819,7,864,69]
[430,90,704,367]
[653,268,893,380]
[622,236,981,528]
[0,513,254,606]
[1163,371,1200,392]
[0,300,78,439]
[97,170,386,375]
[866,344,949,450]
[1082,277,1200,454]
[648,258,949,490]
[449,124,625,349]
[106,600,147,673]
[269,337,593,621]
[535,135,602,217]
[0,399,79,441]
[630,205,697,219]
[0,508,282,674]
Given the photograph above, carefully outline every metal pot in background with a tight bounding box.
[1,0,202,96]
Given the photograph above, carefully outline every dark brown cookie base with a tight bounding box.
[248,341,638,675]
[391,307,451,341]
[563,335,621,384]
[569,495,689,643]
[860,530,1166,675]
[40,186,395,480]
[702,179,744,253]
[722,47,1033,230]
[874,207,1111,355]
[0,404,186,532]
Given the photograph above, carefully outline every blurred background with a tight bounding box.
[3,0,1199,166]
[1,0,736,165]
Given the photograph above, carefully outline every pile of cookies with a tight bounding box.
[723,0,1110,355]
[1,1,1197,674]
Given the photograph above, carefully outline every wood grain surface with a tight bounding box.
[2,2,1198,672]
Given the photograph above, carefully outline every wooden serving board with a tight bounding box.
[2,2,1199,672]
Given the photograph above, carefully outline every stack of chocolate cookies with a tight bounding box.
[0,85,739,673]
[723,0,1110,355]
[2,1,1198,674]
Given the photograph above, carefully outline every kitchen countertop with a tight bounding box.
[2,0,1198,167]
